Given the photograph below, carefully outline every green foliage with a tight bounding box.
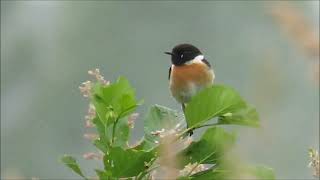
[92,116,130,149]
[178,127,236,166]
[92,77,139,126]
[95,169,110,180]
[250,165,276,180]
[61,155,87,179]
[142,105,184,150]
[62,76,274,179]
[188,168,228,180]
[103,147,155,177]
[218,105,259,127]
[185,85,259,128]
[180,164,275,180]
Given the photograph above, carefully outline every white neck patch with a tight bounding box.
[185,55,204,65]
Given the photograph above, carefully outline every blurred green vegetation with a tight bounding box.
[1,1,319,179]
[63,76,270,179]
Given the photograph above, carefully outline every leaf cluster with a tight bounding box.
[62,76,274,179]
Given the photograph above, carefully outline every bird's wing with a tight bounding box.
[168,66,172,80]
[202,59,211,68]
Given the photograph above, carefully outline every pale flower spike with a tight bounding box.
[83,152,103,160]
[150,123,183,138]
[309,148,320,177]
[85,104,96,128]
[128,113,139,129]
[79,68,110,98]
[183,136,193,147]
[88,68,110,85]
[83,133,99,141]
[79,81,92,98]
[85,120,94,128]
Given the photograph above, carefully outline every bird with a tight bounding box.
[165,44,215,135]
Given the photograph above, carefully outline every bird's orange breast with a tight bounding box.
[169,62,214,103]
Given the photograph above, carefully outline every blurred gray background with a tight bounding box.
[1,1,319,179]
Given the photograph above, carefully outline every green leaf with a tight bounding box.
[100,77,138,118]
[182,164,274,180]
[190,163,275,180]
[91,77,140,126]
[178,167,228,180]
[92,93,113,126]
[93,116,131,149]
[143,105,185,151]
[93,139,108,153]
[189,167,228,180]
[131,138,154,151]
[92,117,109,145]
[218,105,259,127]
[61,155,87,179]
[101,77,134,102]
[249,165,275,180]
[185,85,259,128]
[108,117,130,148]
[116,93,139,118]
[178,127,236,166]
[95,169,111,180]
[103,147,155,178]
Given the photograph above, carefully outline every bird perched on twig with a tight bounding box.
[165,44,215,135]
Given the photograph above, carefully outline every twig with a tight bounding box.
[136,158,158,180]
[194,122,220,129]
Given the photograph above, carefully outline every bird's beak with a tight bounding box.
[164,52,173,56]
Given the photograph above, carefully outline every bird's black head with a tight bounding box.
[165,44,202,66]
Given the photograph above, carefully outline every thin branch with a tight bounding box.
[194,122,220,129]
[136,158,158,180]
[175,122,220,141]
[111,105,137,144]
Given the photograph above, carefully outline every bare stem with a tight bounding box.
[176,122,219,140]
[194,122,219,129]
